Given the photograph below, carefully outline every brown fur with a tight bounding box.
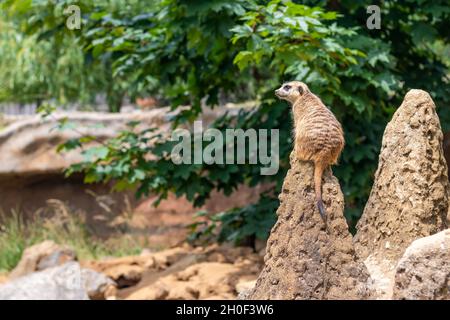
[275,81,344,222]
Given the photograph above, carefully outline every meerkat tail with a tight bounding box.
[314,162,326,222]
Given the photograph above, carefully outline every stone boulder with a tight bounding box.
[354,89,449,298]
[9,240,76,279]
[0,262,114,300]
[393,229,449,300]
[102,264,144,289]
[81,268,117,300]
[0,262,88,300]
[248,154,372,300]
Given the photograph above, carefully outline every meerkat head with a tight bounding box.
[275,81,309,104]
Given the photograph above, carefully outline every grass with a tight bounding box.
[0,200,146,272]
[0,113,6,131]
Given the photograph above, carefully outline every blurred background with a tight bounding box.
[0,0,449,292]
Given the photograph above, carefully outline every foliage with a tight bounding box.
[0,16,96,106]
[2,0,450,243]
[56,0,374,240]
[76,0,255,120]
[0,2,129,111]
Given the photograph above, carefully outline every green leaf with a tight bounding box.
[57,139,81,153]
[233,51,253,70]
[82,146,109,161]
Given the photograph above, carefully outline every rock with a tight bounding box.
[9,241,77,279]
[0,274,8,285]
[0,262,88,300]
[237,290,252,300]
[151,247,192,268]
[178,263,241,299]
[248,155,372,300]
[103,284,119,299]
[204,294,235,300]
[82,255,149,272]
[125,282,170,300]
[81,268,116,300]
[166,283,200,300]
[393,229,450,300]
[354,90,449,298]
[202,244,256,265]
[103,265,144,288]
[0,111,170,176]
[37,248,77,271]
[0,262,116,300]
[235,278,256,295]
[206,252,227,263]
[0,110,170,220]
[362,254,396,299]
[83,246,192,282]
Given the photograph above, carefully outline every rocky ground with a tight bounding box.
[0,241,263,300]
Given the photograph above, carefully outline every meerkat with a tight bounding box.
[275,81,344,222]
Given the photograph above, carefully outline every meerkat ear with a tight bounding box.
[298,86,304,95]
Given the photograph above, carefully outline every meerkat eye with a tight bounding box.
[283,85,291,91]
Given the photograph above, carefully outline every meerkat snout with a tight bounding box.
[275,81,307,104]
